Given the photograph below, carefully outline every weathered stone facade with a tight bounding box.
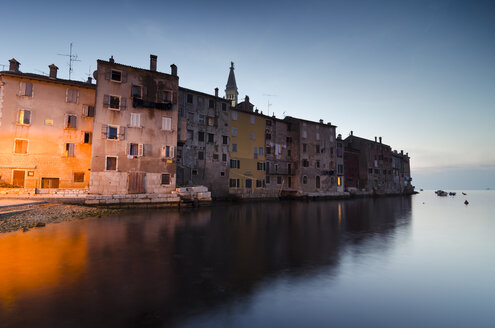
[284,117,338,195]
[176,87,231,198]
[0,59,95,189]
[89,56,178,195]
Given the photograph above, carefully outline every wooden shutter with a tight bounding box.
[170,146,174,159]
[126,143,131,155]
[72,116,77,129]
[82,105,89,116]
[69,143,75,157]
[25,83,33,97]
[75,90,79,103]
[88,106,95,117]
[103,95,110,108]
[119,126,126,140]
[120,97,127,110]
[105,70,111,80]
[19,82,25,96]
[138,144,144,157]
[24,110,31,124]
[101,124,108,138]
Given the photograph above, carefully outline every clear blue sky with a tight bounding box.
[2,0,494,189]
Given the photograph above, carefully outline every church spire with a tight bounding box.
[225,61,238,107]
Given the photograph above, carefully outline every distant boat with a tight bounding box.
[435,190,448,197]
[462,192,467,195]
[449,192,456,196]
[420,189,424,191]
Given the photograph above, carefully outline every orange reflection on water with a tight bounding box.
[0,227,87,308]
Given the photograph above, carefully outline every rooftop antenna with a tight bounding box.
[0,64,6,71]
[35,69,48,76]
[263,93,277,116]
[58,42,80,80]
[84,65,92,82]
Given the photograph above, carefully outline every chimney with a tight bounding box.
[87,77,93,84]
[379,136,382,144]
[375,136,377,142]
[109,56,115,63]
[401,150,404,155]
[9,58,20,72]
[245,95,249,102]
[337,134,342,140]
[215,88,219,97]
[150,55,157,71]
[350,130,353,136]
[48,64,58,79]
[170,64,177,76]
[255,108,259,113]
[319,119,323,124]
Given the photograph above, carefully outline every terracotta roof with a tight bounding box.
[0,70,95,89]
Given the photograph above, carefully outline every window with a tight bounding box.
[232,127,237,136]
[73,172,84,183]
[14,139,28,154]
[221,171,225,176]
[208,133,214,143]
[337,177,342,186]
[338,164,344,174]
[277,176,282,184]
[250,133,255,140]
[257,162,264,170]
[316,145,320,153]
[266,176,270,184]
[266,133,271,140]
[230,159,240,169]
[199,115,206,124]
[82,105,95,117]
[208,117,215,126]
[337,143,343,158]
[286,137,292,143]
[209,99,214,108]
[222,103,227,111]
[107,126,118,140]
[83,132,92,144]
[250,115,255,124]
[288,149,291,157]
[162,116,172,130]
[232,143,238,152]
[316,132,320,140]
[161,174,171,185]
[222,153,227,162]
[106,156,117,170]
[256,180,262,188]
[111,70,122,82]
[245,179,252,188]
[232,111,238,120]
[109,95,120,110]
[66,89,79,103]
[303,159,309,167]
[254,146,258,159]
[303,176,308,184]
[162,91,172,103]
[192,169,198,176]
[302,130,307,138]
[316,160,320,168]
[161,145,174,159]
[223,135,228,144]
[266,120,272,126]
[330,147,334,156]
[65,143,75,157]
[19,82,33,97]
[198,151,204,160]
[130,113,141,127]
[131,85,142,98]
[17,109,31,125]
[229,179,239,188]
[187,94,193,103]
[303,143,307,152]
[187,130,194,140]
[127,143,143,157]
[198,131,205,142]
[259,147,263,156]
[65,115,77,129]
[316,176,320,188]
[213,153,219,160]
[266,146,271,155]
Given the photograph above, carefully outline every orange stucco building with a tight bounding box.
[0,59,95,188]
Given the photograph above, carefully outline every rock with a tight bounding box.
[35,222,46,228]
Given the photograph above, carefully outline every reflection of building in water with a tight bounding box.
[0,229,87,307]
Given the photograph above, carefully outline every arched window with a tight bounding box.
[316,176,320,189]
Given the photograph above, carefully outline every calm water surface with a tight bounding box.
[1,191,494,327]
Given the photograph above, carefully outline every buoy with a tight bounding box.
[464,200,469,205]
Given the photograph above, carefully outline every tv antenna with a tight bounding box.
[58,42,80,80]
[0,64,6,71]
[85,65,93,82]
[263,93,277,116]
[35,69,48,76]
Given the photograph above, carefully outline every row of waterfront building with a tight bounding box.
[0,55,413,199]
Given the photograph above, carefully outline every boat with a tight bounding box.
[435,190,448,196]
[449,192,456,196]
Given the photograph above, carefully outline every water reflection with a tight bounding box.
[0,197,412,328]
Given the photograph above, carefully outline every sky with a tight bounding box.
[2,0,494,189]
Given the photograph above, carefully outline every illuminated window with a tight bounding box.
[338,177,342,186]
[17,109,31,125]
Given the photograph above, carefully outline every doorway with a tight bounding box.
[12,170,25,187]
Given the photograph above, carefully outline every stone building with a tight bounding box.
[89,55,178,195]
[336,134,345,192]
[264,115,298,195]
[229,96,266,197]
[392,150,413,193]
[176,87,231,198]
[343,132,394,194]
[284,117,338,195]
[0,59,95,188]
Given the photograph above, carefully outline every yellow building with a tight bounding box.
[0,59,95,188]
[228,98,266,195]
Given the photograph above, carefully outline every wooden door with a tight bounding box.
[12,170,25,187]
[128,172,146,194]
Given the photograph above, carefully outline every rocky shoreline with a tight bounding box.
[0,203,121,233]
